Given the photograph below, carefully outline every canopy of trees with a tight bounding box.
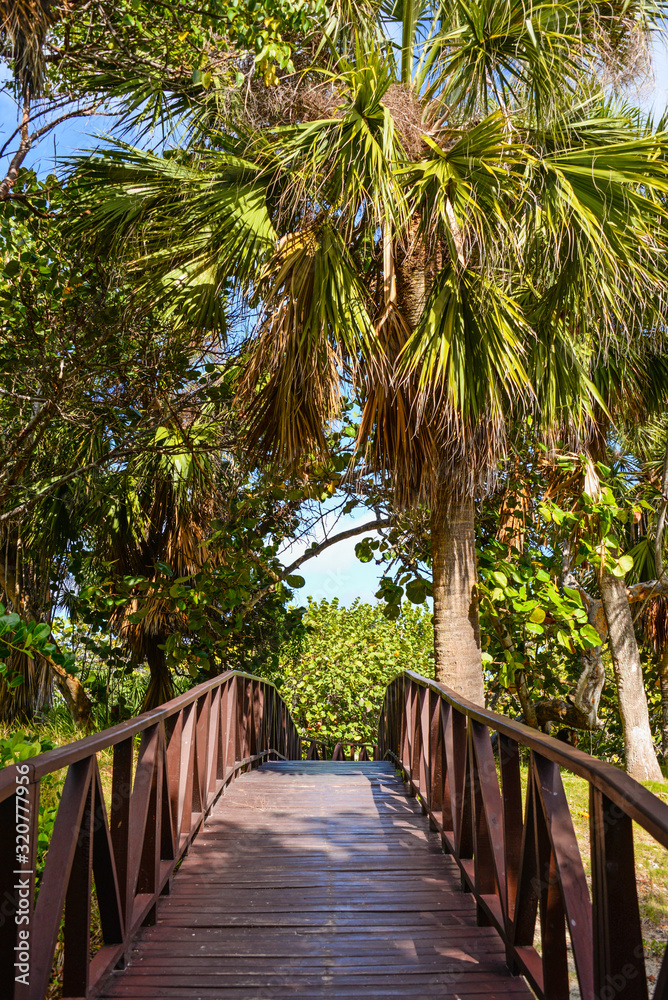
[2,0,668,781]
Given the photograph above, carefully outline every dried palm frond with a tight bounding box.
[0,0,63,96]
[358,301,437,506]
[382,83,426,161]
[0,650,52,721]
[238,221,373,468]
[638,595,668,654]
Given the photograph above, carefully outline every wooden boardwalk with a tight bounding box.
[99,761,532,1000]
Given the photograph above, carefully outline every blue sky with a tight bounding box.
[652,34,668,116]
[279,509,390,606]
[2,33,668,605]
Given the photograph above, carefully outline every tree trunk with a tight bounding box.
[599,568,663,781]
[142,644,174,711]
[659,645,668,771]
[0,555,92,727]
[47,655,93,728]
[431,482,485,705]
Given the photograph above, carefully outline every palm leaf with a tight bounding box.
[237,221,374,466]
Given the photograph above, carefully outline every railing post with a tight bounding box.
[235,676,245,762]
[439,701,454,840]
[444,705,467,852]
[428,689,443,826]
[532,756,569,1000]
[110,738,133,928]
[499,733,522,930]
[62,778,94,997]
[590,786,648,1000]
[133,727,160,928]
[417,686,430,812]
[250,681,260,763]
[206,687,222,794]
[195,693,210,810]
[400,679,410,772]
[0,769,39,1000]
[257,683,266,755]
[470,722,505,927]
[222,678,237,775]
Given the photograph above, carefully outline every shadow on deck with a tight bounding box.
[99,761,533,1000]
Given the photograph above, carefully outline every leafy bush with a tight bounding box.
[272,599,433,748]
[0,731,47,766]
[0,730,60,871]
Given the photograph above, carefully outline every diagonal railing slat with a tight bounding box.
[0,670,301,1000]
[379,669,668,1000]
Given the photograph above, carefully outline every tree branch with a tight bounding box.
[282,518,392,578]
[0,93,31,201]
[0,100,102,202]
[241,518,393,615]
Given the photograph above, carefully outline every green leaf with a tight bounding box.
[286,574,306,588]
[405,579,427,604]
[562,586,583,607]
[617,553,634,575]
[383,603,401,621]
[579,624,602,648]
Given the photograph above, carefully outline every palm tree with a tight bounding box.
[73,0,668,711]
[78,417,220,710]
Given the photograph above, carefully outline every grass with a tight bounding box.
[3,709,667,995]
[557,769,668,932]
[0,710,120,1000]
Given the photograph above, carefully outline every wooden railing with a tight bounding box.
[305,738,378,761]
[0,670,301,1000]
[378,670,668,1000]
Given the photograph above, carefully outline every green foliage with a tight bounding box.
[0,727,60,875]
[0,603,72,690]
[269,598,433,746]
[0,730,51,766]
[478,540,594,696]
[2,0,330,120]
[477,461,653,704]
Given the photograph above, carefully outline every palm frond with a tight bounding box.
[237,222,374,466]
[0,0,59,96]
[70,142,278,329]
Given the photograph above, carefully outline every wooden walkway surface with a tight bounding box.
[99,761,533,999]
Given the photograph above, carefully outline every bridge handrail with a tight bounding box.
[378,669,668,1000]
[0,669,301,1000]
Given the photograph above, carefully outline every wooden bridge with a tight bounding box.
[1,670,667,1000]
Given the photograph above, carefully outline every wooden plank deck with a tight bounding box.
[99,761,534,999]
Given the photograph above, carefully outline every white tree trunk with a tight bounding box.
[599,568,663,781]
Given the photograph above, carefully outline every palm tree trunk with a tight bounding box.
[142,644,174,711]
[431,478,485,705]
[599,568,663,780]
